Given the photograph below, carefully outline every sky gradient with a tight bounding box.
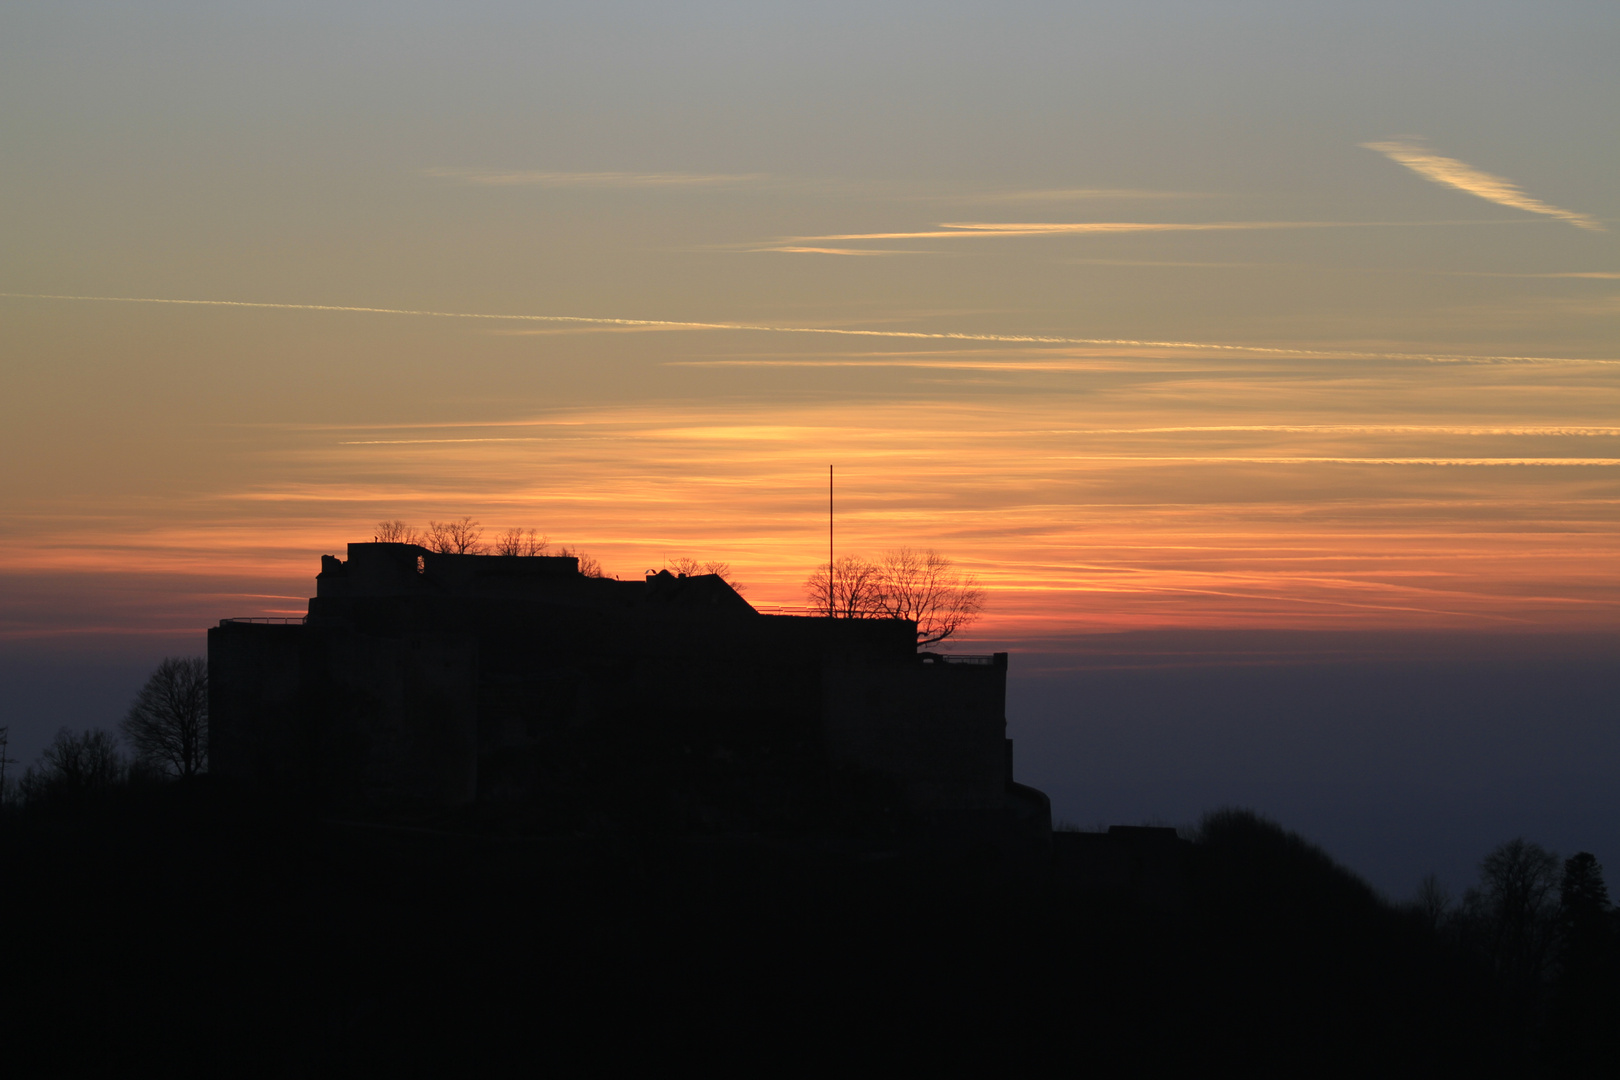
[3,3,1616,891]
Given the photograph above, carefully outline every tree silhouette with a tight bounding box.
[122,656,209,778]
[21,728,125,801]
[803,548,985,645]
[668,557,746,594]
[495,528,549,556]
[426,517,487,554]
[1557,852,1613,982]
[1550,852,1618,1072]
[874,548,985,647]
[557,545,604,578]
[804,556,887,619]
[1413,873,1453,932]
[373,519,421,544]
[1463,838,1561,996]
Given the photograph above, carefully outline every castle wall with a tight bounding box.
[209,622,306,791]
[209,622,478,808]
[821,654,1009,812]
[209,548,1029,825]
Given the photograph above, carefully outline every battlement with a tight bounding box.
[318,542,581,597]
[311,544,758,618]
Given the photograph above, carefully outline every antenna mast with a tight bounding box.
[828,464,834,617]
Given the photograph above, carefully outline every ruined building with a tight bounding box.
[209,543,1050,839]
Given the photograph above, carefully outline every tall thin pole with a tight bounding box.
[0,726,13,804]
[828,464,834,617]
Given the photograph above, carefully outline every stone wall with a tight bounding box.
[821,654,1009,812]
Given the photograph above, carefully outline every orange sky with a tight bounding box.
[2,5,1616,647]
[5,309,1616,642]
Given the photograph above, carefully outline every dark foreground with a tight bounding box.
[1,783,1607,1076]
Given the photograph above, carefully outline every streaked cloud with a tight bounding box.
[755,246,927,256]
[422,167,767,188]
[1045,456,1620,467]
[9,374,1619,635]
[796,220,1315,241]
[783,217,1536,245]
[1460,271,1620,280]
[941,188,1209,203]
[1053,260,1620,279]
[3,293,1612,367]
[244,395,1620,631]
[1362,140,1605,232]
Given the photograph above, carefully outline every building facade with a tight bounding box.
[209,543,1049,835]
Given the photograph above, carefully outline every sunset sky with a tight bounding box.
[5,2,1617,650]
[4,3,1618,891]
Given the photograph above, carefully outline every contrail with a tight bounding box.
[1,291,1611,366]
[1362,140,1604,232]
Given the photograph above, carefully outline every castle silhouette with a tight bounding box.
[209,542,1052,842]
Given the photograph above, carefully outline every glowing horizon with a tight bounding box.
[2,4,1616,649]
[5,314,1616,641]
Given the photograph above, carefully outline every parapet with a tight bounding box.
[317,542,584,599]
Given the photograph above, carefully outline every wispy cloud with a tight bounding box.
[794,221,1316,241]
[755,246,928,256]
[1362,140,1604,232]
[943,188,1209,203]
[422,168,766,188]
[1046,456,1620,467]
[4,292,1612,366]
[1447,271,1620,280]
[1052,260,1620,278]
[782,218,1507,243]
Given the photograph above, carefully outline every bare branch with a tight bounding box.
[805,548,985,645]
[557,545,605,578]
[495,528,549,556]
[668,556,747,594]
[425,517,487,555]
[804,556,888,619]
[374,520,420,544]
[876,547,985,646]
[28,728,127,799]
[121,657,209,778]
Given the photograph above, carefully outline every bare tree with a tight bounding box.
[21,728,126,801]
[495,528,549,556]
[121,657,209,779]
[875,547,985,647]
[557,545,605,578]
[374,520,420,544]
[1413,873,1453,932]
[426,517,487,554]
[803,549,985,646]
[804,556,887,619]
[1463,837,1562,989]
[668,557,747,594]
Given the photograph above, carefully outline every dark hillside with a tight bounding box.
[3,789,1518,1075]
